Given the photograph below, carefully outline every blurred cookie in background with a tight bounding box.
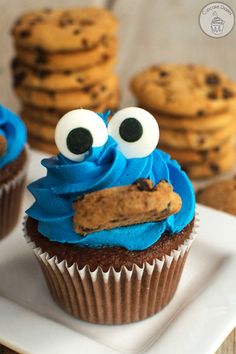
[131,63,236,179]
[196,177,236,215]
[11,7,120,154]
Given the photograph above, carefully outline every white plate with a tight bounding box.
[0,150,236,354]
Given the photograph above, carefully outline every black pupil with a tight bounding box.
[119,118,143,142]
[66,127,93,154]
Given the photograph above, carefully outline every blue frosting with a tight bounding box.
[27,134,195,251]
[0,106,27,168]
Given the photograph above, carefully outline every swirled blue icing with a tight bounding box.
[27,133,195,251]
[0,106,27,168]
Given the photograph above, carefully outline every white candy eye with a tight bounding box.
[55,109,108,161]
[108,107,159,159]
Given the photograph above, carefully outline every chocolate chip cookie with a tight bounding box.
[15,74,118,109]
[159,123,235,150]
[28,135,58,155]
[197,178,236,215]
[13,56,116,90]
[14,36,117,71]
[152,109,235,132]
[131,63,236,116]
[12,7,117,52]
[183,147,235,179]
[21,91,119,126]
[160,139,234,164]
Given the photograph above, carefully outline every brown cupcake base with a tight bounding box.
[0,149,27,239]
[25,216,197,324]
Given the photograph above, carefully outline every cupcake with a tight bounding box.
[0,105,27,239]
[25,107,196,324]
[211,13,225,35]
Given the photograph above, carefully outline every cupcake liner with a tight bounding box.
[24,215,199,324]
[0,148,28,239]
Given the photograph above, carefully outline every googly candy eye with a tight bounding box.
[55,109,108,161]
[108,107,159,158]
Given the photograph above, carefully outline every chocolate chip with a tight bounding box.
[91,92,98,99]
[213,146,220,152]
[73,28,81,35]
[160,179,168,183]
[29,16,44,26]
[101,53,109,61]
[64,70,72,75]
[207,92,217,100]
[48,107,56,113]
[34,69,51,78]
[133,178,153,191]
[159,71,168,77]
[100,85,107,91]
[205,73,220,85]
[197,135,206,145]
[59,18,74,27]
[81,38,88,48]
[11,58,20,69]
[196,110,205,116]
[76,194,84,201]
[14,19,22,26]
[82,86,90,93]
[210,163,220,174]
[76,77,84,83]
[199,150,208,160]
[80,19,94,26]
[160,207,169,215]
[19,29,31,38]
[222,87,234,99]
[13,71,27,87]
[47,90,56,99]
[101,34,109,46]
[79,225,92,233]
[35,50,48,65]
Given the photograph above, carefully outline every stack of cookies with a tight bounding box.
[11,7,119,154]
[131,63,236,179]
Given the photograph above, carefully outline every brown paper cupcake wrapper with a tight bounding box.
[0,148,28,239]
[24,215,198,324]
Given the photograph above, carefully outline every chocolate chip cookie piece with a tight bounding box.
[197,178,236,215]
[0,135,7,157]
[131,64,236,116]
[11,7,118,52]
[73,179,182,235]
